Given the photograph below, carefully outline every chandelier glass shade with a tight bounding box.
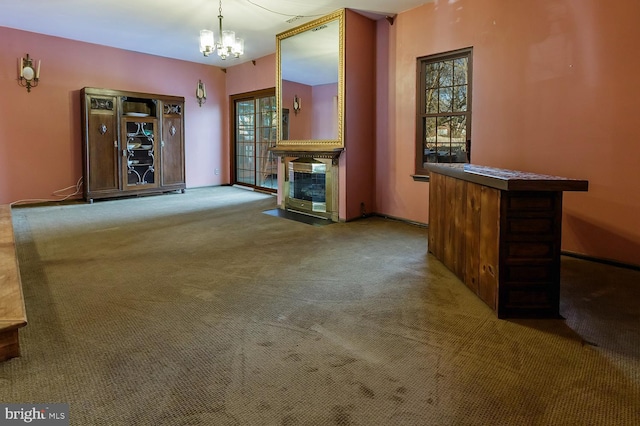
[199,0,244,59]
[199,30,215,57]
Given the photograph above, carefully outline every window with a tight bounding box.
[416,48,472,176]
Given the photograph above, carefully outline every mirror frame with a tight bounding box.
[276,9,344,148]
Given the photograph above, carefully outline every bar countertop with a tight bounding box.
[426,163,589,192]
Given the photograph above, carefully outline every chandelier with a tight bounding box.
[199,0,244,60]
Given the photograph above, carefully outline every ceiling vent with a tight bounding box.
[285,16,304,24]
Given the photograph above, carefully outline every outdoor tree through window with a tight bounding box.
[416,48,472,176]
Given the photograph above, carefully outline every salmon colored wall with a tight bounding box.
[0,27,226,205]
[378,0,640,266]
[282,80,313,140]
[224,54,276,183]
[311,83,339,140]
[343,9,376,220]
[375,18,411,222]
[280,81,339,140]
[225,54,275,96]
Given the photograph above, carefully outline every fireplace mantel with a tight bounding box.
[270,145,344,164]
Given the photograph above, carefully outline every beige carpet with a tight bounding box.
[2,186,639,425]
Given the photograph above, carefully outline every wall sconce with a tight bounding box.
[196,80,207,107]
[293,95,301,115]
[18,54,40,93]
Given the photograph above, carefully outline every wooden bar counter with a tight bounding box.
[426,164,588,319]
[0,205,27,361]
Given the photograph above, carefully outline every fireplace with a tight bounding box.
[284,157,336,220]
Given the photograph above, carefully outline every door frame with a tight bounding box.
[229,88,276,191]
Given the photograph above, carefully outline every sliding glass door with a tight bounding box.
[233,90,277,191]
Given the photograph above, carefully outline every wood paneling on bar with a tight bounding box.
[427,164,588,318]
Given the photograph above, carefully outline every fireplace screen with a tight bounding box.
[288,158,327,213]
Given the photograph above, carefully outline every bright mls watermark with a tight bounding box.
[0,404,68,425]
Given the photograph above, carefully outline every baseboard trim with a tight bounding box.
[561,251,640,272]
[372,213,428,228]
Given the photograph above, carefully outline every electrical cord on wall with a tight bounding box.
[245,0,326,18]
[9,177,83,207]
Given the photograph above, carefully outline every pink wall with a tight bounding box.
[280,81,338,140]
[225,54,275,96]
[375,17,411,222]
[281,80,313,140]
[343,9,376,220]
[377,0,640,266]
[312,83,339,140]
[0,27,226,205]
[224,54,276,182]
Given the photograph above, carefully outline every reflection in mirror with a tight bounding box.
[277,10,343,145]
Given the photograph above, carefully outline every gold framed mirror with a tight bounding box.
[276,9,344,148]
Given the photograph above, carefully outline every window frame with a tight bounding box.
[415,47,473,177]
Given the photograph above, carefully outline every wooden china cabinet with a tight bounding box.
[81,87,185,202]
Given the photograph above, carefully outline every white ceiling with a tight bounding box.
[0,0,431,66]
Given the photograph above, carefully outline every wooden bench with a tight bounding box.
[0,205,27,362]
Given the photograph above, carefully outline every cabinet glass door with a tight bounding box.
[123,118,158,189]
[161,103,185,187]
